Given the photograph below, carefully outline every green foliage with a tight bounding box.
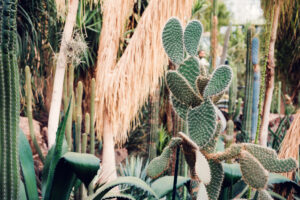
[203,65,233,98]
[183,20,203,56]
[88,177,159,200]
[162,18,184,65]
[151,176,190,198]
[188,100,217,148]
[19,130,39,200]
[0,0,20,199]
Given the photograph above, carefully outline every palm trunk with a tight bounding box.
[100,117,117,183]
[259,2,280,146]
[47,0,79,148]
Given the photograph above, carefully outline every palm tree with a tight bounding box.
[95,0,196,183]
[47,0,79,147]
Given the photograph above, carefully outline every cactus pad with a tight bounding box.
[258,189,273,200]
[210,143,242,162]
[162,18,184,65]
[146,146,171,178]
[206,160,224,200]
[240,151,268,189]
[203,65,233,98]
[183,20,203,56]
[188,100,217,148]
[168,137,182,149]
[195,151,211,184]
[171,95,189,120]
[196,75,209,96]
[203,122,222,153]
[251,37,259,65]
[178,57,201,91]
[166,71,202,107]
[244,144,298,173]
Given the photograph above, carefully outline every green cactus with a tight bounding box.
[240,150,268,189]
[162,18,184,65]
[177,57,200,91]
[0,1,20,199]
[90,78,95,155]
[166,71,202,107]
[233,98,242,120]
[188,100,217,148]
[25,66,45,163]
[170,95,189,120]
[196,75,210,96]
[202,122,222,153]
[147,18,297,200]
[75,114,82,153]
[225,120,234,160]
[147,146,171,178]
[75,81,83,118]
[241,28,254,142]
[183,20,203,56]
[206,160,224,200]
[244,144,298,173]
[228,66,237,119]
[203,65,233,98]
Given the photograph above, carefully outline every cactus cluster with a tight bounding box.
[146,18,298,200]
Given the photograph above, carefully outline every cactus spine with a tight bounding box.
[241,28,254,142]
[25,66,45,162]
[0,0,20,199]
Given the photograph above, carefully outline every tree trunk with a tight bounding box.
[100,117,117,183]
[259,2,280,147]
[47,0,79,148]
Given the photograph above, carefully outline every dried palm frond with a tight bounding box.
[95,0,195,145]
[278,109,300,179]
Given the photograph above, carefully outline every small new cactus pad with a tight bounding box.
[171,95,189,120]
[197,182,209,200]
[168,137,182,149]
[178,57,200,91]
[240,151,268,189]
[166,71,202,107]
[206,160,224,200]
[195,151,211,184]
[202,122,222,153]
[258,189,273,200]
[211,143,241,162]
[146,146,171,178]
[203,65,233,98]
[251,37,259,65]
[188,100,217,148]
[183,20,203,56]
[196,75,209,96]
[244,144,297,173]
[162,18,184,65]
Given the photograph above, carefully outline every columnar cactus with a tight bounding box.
[0,0,20,199]
[146,18,297,200]
[251,37,260,141]
[241,28,254,142]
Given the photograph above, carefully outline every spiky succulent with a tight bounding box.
[147,18,297,200]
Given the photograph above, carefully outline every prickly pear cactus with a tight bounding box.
[147,18,297,200]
